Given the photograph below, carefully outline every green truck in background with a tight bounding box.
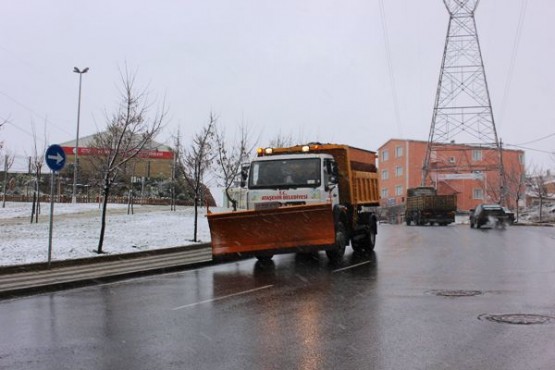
[405,187,457,226]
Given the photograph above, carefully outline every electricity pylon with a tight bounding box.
[422,0,506,204]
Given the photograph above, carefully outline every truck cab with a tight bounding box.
[244,153,340,210]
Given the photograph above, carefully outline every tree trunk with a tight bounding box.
[30,192,36,224]
[515,195,520,223]
[225,188,237,211]
[170,182,176,211]
[193,194,198,242]
[2,156,7,208]
[127,190,134,215]
[35,178,40,223]
[97,177,111,254]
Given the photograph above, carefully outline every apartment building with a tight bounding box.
[378,139,525,212]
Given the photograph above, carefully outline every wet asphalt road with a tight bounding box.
[1,223,555,370]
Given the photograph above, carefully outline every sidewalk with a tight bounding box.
[0,244,213,299]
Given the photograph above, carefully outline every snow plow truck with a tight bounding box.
[207,143,380,261]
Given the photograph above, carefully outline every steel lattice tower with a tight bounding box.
[422,0,506,204]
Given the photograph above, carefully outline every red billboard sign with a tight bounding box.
[61,146,174,160]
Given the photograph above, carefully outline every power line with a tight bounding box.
[0,115,35,138]
[378,0,402,138]
[0,90,73,138]
[499,0,528,123]
[514,132,555,146]
[504,143,554,154]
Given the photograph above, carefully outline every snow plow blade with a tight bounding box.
[207,203,336,256]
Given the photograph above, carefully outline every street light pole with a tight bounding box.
[72,66,89,204]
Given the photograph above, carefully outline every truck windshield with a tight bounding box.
[249,158,321,189]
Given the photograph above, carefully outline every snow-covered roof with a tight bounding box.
[60,133,172,152]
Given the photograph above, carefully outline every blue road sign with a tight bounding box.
[45,144,66,172]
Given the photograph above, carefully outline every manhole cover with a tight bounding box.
[427,290,483,297]
[478,314,555,325]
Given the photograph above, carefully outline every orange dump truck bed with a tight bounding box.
[271,144,380,207]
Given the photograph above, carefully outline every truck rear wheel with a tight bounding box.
[256,254,274,262]
[352,229,376,252]
[326,222,346,261]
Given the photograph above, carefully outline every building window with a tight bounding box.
[381,169,389,180]
[472,150,482,161]
[395,146,403,158]
[448,157,455,164]
[395,185,403,196]
[382,150,389,161]
[473,188,484,199]
[381,188,388,198]
[395,166,403,177]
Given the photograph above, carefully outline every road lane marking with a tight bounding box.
[172,284,274,310]
[332,261,372,273]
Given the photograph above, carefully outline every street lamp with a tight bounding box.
[72,66,89,204]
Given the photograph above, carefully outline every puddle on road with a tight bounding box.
[426,289,484,297]
[478,313,555,325]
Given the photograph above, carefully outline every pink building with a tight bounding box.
[378,139,525,212]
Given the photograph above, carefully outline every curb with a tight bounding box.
[0,244,214,299]
[0,243,211,275]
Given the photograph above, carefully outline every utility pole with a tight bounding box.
[72,66,89,204]
[422,0,506,205]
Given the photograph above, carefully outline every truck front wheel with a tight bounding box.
[326,222,346,262]
[369,229,376,249]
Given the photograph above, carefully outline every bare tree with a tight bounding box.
[215,122,255,211]
[0,117,6,151]
[177,114,216,242]
[268,132,296,148]
[89,68,165,253]
[170,129,185,212]
[2,150,15,208]
[505,166,525,222]
[527,167,550,222]
[29,123,47,223]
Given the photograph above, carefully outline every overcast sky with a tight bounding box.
[1,0,554,173]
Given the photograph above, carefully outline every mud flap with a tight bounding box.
[207,203,336,256]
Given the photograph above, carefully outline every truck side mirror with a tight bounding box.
[331,162,339,177]
[240,166,249,188]
[326,161,339,183]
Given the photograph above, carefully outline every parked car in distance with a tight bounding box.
[470,204,509,228]
[503,207,515,224]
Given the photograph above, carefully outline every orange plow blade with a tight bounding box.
[207,203,335,256]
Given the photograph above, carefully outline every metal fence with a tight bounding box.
[2,194,194,206]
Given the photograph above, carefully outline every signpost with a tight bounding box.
[45,145,66,267]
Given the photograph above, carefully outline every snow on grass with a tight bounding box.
[0,202,221,266]
[0,202,126,220]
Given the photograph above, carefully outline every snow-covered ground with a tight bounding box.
[1,201,552,267]
[0,202,219,267]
